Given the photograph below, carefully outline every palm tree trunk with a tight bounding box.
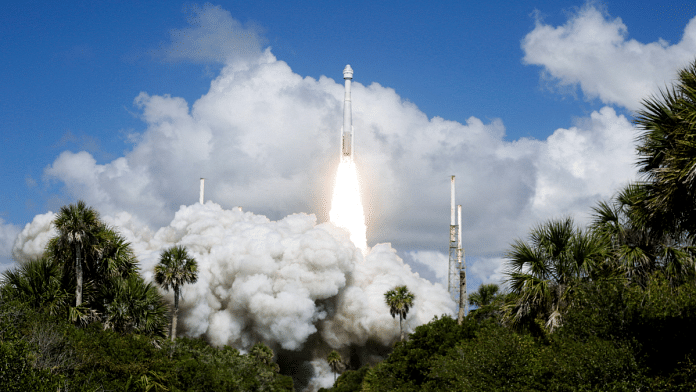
[75,244,82,307]
[171,285,179,341]
[399,314,404,342]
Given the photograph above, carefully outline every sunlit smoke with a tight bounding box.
[329,157,367,251]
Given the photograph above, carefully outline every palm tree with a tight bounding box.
[504,217,608,331]
[468,283,506,321]
[93,226,139,280]
[590,184,696,286]
[469,283,500,308]
[384,285,415,342]
[633,59,696,235]
[1,256,69,315]
[53,201,101,307]
[154,245,198,341]
[327,350,342,383]
[99,275,168,337]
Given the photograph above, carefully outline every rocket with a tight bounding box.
[341,64,354,158]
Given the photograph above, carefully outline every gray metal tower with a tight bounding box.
[457,204,467,323]
[447,176,460,302]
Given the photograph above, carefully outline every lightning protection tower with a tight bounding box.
[447,176,460,302]
[457,204,467,323]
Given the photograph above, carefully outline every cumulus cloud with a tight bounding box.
[522,4,696,111]
[407,250,449,286]
[44,44,639,282]
[156,3,265,64]
[0,219,21,270]
[469,257,507,287]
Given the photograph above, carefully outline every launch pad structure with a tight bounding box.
[447,176,467,323]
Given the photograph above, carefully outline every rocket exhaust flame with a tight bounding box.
[330,156,367,251]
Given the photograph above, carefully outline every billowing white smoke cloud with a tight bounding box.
[12,202,455,390]
[108,202,454,351]
[11,212,56,264]
[522,4,696,111]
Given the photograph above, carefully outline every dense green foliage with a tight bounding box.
[318,365,370,392]
[503,217,607,331]
[634,59,696,236]
[0,297,293,391]
[321,274,696,391]
[4,201,168,336]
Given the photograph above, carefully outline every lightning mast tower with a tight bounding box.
[458,204,467,324]
[447,176,460,302]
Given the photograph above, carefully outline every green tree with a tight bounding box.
[92,227,139,281]
[469,283,499,308]
[154,245,198,341]
[633,59,696,236]
[468,283,505,321]
[1,257,69,315]
[590,185,695,286]
[52,201,100,308]
[327,350,342,383]
[504,217,607,331]
[360,315,479,391]
[48,214,142,326]
[98,275,168,337]
[384,286,415,342]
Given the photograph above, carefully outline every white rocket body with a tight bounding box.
[341,65,354,158]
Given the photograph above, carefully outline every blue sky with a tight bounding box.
[2,0,696,287]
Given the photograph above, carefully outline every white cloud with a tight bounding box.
[11,212,56,264]
[0,218,21,270]
[43,51,639,266]
[407,250,449,287]
[522,4,696,110]
[156,3,265,64]
[530,106,637,223]
[469,257,507,287]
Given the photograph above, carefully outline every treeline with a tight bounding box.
[325,275,696,391]
[0,300,293,391]
[320,59,696,391]
[0,202,293,391]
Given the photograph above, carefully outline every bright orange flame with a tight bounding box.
[329,156,367,251]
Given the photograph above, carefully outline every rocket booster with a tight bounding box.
[341,65,354,158]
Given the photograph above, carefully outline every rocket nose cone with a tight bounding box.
[343,64,353,79]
